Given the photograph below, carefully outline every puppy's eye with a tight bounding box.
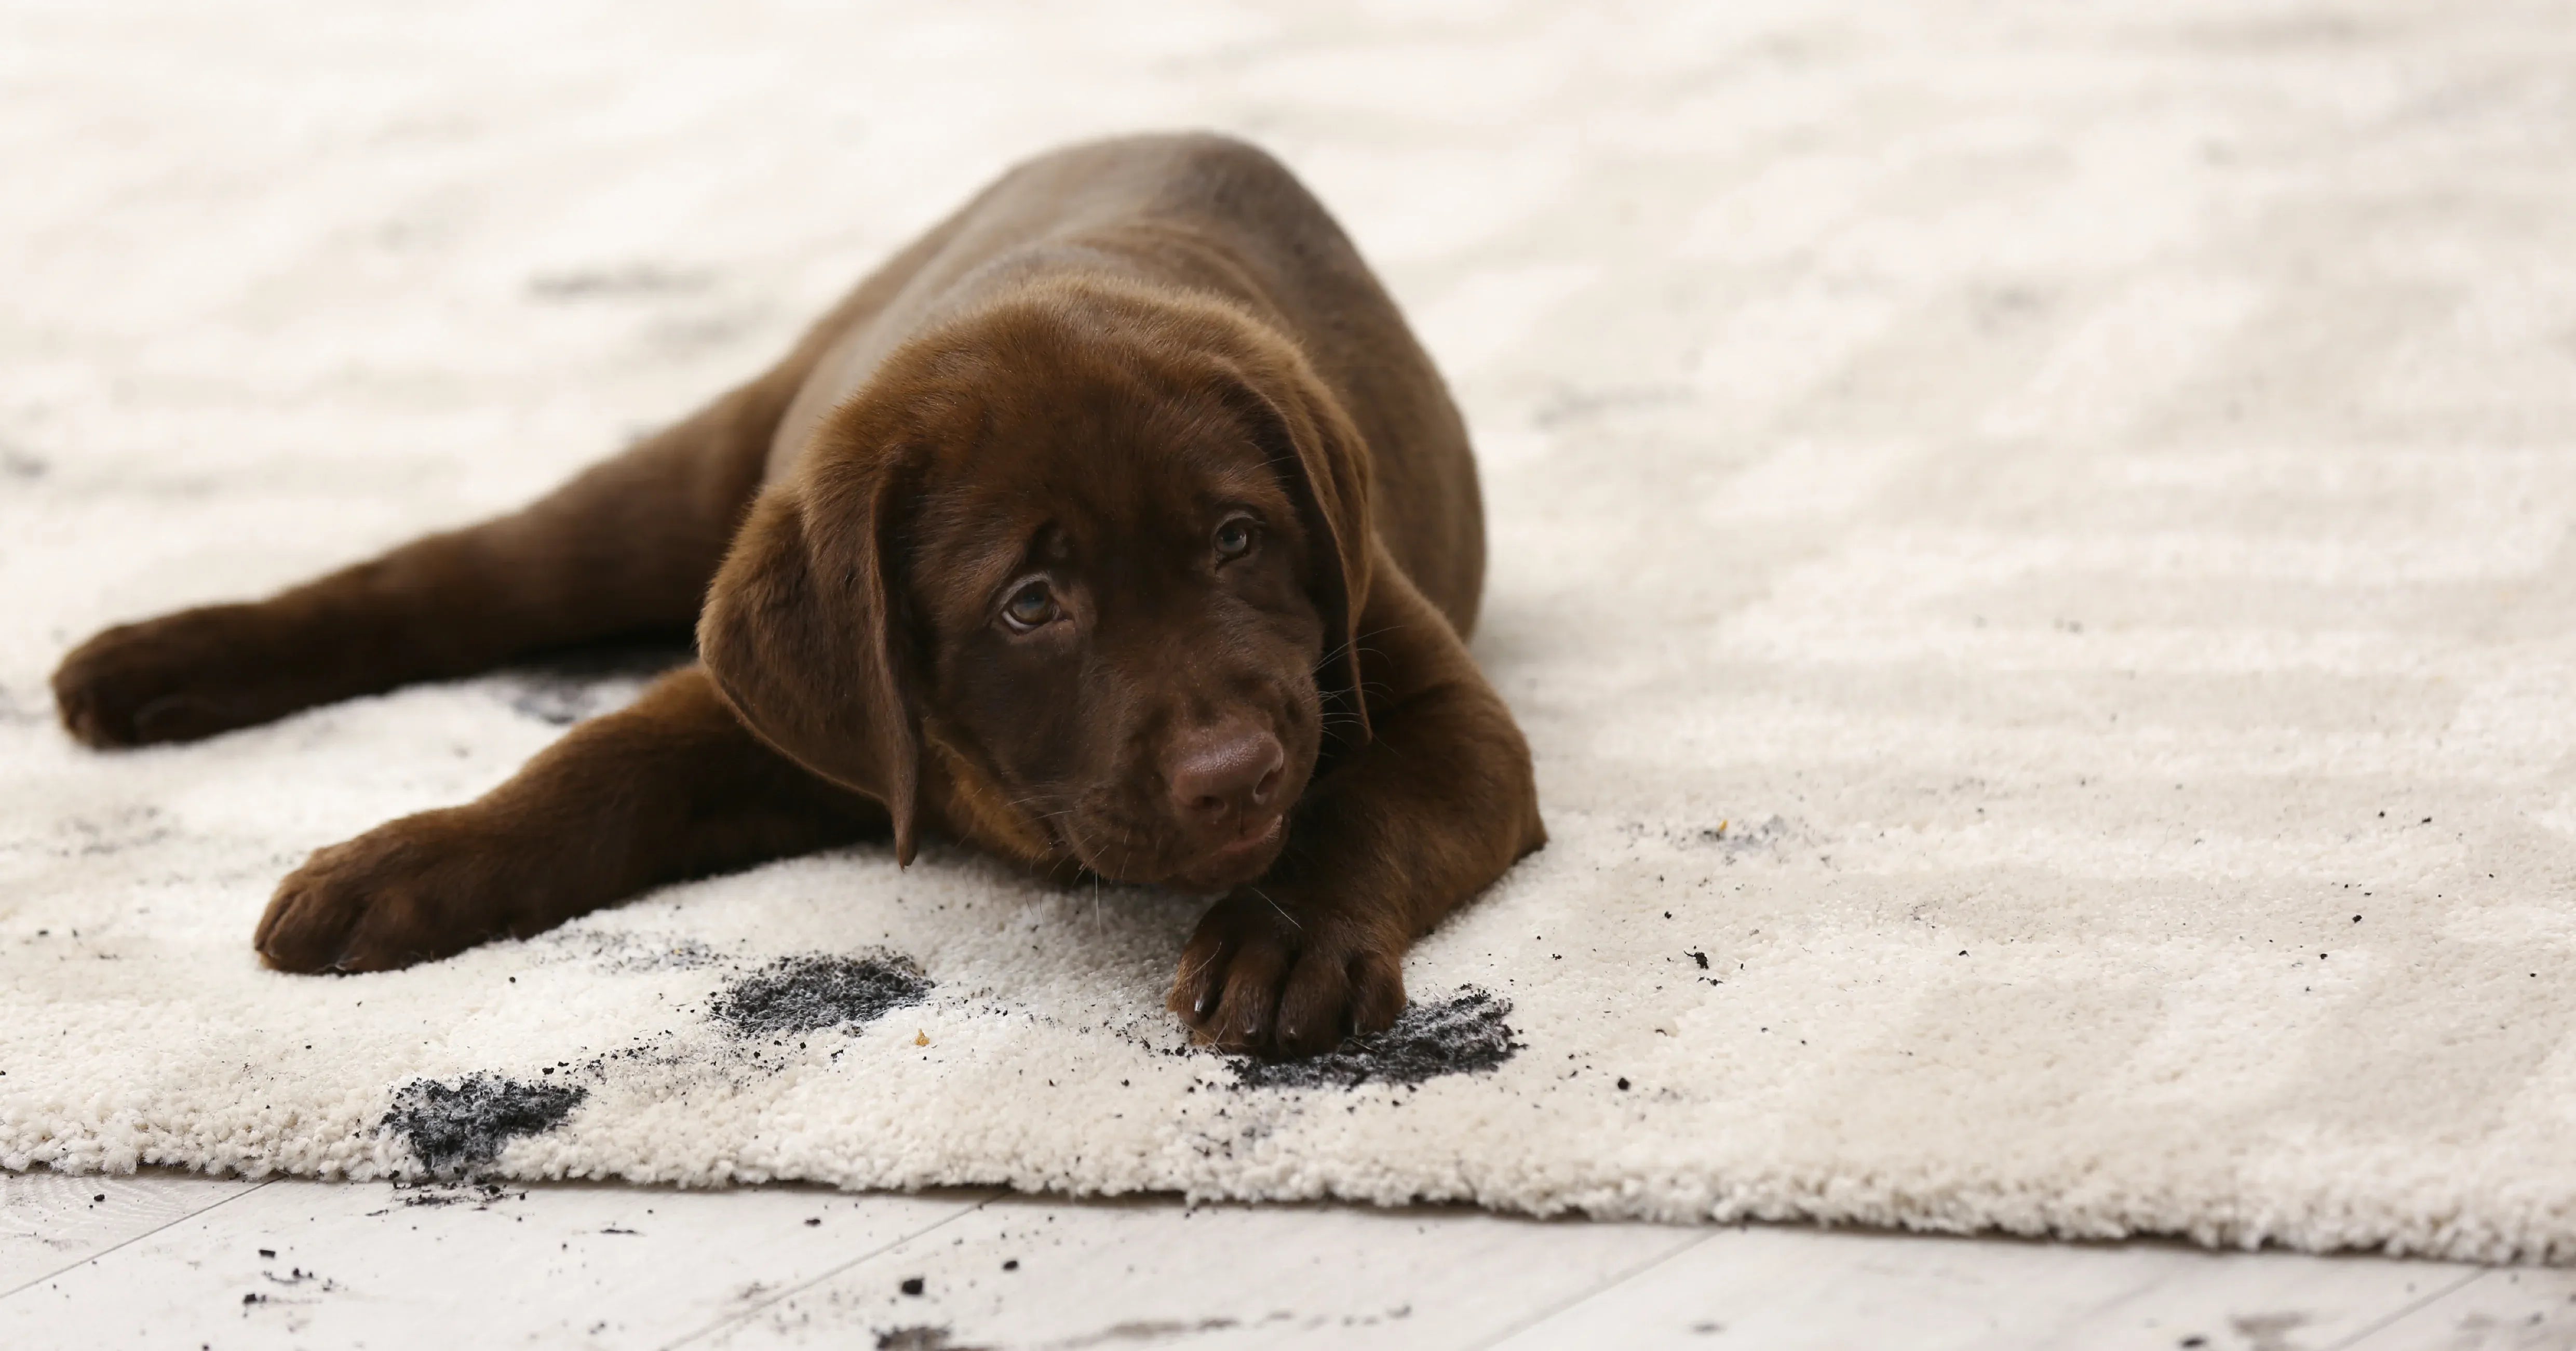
[1213,517,1258,563]
[1001,580,1059,631]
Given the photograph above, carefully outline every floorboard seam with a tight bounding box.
[1463,1224,1719,1350]
[0,1175,276,1304]
[656,1188,1010,1350]
[2326,1268,2493,1350]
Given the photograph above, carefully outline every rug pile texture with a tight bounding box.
[7,0,2576,1262]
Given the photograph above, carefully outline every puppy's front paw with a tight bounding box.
[52,604,291,747]
[1166,891,1406,1059]
[257,812,532,973]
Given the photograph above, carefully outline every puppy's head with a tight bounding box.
[699,279,1371,892]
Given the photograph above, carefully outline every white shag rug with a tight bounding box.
[8,0,2576,1263]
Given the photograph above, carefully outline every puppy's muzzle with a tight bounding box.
[1164,720,1287,868]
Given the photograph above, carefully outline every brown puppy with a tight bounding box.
[49,133,1546,1058]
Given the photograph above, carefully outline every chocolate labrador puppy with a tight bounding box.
[50,132,1545,1057]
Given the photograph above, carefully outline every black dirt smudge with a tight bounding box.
[1688,814,1793,852]
[491,637,693,726]
[709,952,932,1039]
[1231,986,1520,1090]
[875,1328,988,1351]
[529,926,725,973]
[502,681,627,726]
[381,1073,587,1179]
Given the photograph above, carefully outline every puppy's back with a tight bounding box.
[775,133,1487,635]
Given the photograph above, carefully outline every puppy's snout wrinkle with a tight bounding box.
[1167,723,1286,832]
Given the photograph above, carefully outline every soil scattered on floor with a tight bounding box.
[380,1073,587,1178]
[709,952,932,1039]
[393,1181,520,1209]
[1232,986,1521,1089]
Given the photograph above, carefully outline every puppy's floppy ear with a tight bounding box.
[698,449,925,864]
[1236,359,1376,757]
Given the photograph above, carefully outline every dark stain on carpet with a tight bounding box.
[710,952,932,1039]
[490,636,694,726]
[1232,986,1520,1089]
[382,1073,587,1178]
[529,925,725,973]
[874,1327,990,1351]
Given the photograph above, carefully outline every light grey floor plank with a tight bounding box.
[0,1175,995,1350]
[686,1192,1703,1350]
[2345,1267,2576,1350]
[1484,1223,2483,1351]
[5,1172,2545,1351]
[0,1168,264,1296]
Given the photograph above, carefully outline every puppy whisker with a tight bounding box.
[1250,886,1301,933]
[1316,623,1409,671]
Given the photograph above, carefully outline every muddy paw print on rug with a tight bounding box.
[708,952,935,1038]
[1167,986,1528,1166]
[373,945,941,1178]
[381,1073,589,1180]
[1228,987,1522,1090]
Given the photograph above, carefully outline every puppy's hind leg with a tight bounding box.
[255,665,884,972]
[52,374,794,747]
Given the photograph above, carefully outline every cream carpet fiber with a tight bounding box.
[7,0,2576,1262]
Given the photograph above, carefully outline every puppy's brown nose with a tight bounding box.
[1167,725,1286,828]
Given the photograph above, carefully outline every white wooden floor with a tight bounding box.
[2,1170,2568,1350]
